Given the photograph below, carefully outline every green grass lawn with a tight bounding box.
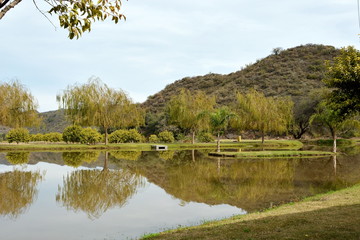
[141,184,360,240]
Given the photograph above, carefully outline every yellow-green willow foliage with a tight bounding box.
[0,170,44,219]
[110,151,141,161]
[234,90,293,143]
[5,152,30,165]
[57,77,145,144]
[56,168,145,219]
[62,151,100,168]
[0,80,40,128]
[167,89,216,144]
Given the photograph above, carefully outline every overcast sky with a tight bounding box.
[0,0,359,112]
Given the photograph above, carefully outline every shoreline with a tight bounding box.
[140,183,360,239]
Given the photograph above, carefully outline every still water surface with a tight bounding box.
[0,146,360,239]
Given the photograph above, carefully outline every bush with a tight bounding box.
[6,128,30,144]
[44,132,63,142]
[158,131,175,143]
[148,134,159,143]
[197,132,215,143]
[80,128,102,144]
[109,129,143,143]
[63,125,83,143]
[31,133,45,142]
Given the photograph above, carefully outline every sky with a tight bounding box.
[0,0,359,112]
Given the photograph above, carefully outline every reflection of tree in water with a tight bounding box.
[5,152,30,165]
[158,150,175,161]
[0,170,44,219]
[164,158,296,210]
[110,151,141,161]
[62,151,100,167]
[131,150,350,211]
[56,166,145,219]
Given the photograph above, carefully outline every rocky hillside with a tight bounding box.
[142,44,339,113]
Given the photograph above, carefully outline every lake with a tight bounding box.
[1,145,360,239]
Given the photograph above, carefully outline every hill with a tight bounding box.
[29,109,70,134]
[36,44,339,134]
[142,44,340,113]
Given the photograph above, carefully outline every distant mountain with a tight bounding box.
[142,44,339,113]
[30,109,70,134]
[35,44,340,134]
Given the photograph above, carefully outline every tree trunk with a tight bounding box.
[332,132,337,153]
[217,133,221,153]
[261,132,265,144]
[332,154,337,176]
[192,131,195,144]
[105,128,109,145]
[103,151,109,171]
[191,149,195,162]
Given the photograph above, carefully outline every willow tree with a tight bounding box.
[234,90,293,143]
[167,89,215,144]
[0,80,40,128]
[57,77,145,144]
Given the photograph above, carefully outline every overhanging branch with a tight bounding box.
[0,0,22,19]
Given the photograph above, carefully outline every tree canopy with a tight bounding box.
[0,0,125,39]
[167,89,215,144]
[234,89,293,143]
[57,77,144,144]
[324,46,360,118]
[0,80,40,128]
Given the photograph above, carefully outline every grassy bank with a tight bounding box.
[141,184,360,240]
[209,150,334,158]
[0,140,302,151]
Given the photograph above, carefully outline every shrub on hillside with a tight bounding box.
[6,128,30,144]
[158,131,175,143]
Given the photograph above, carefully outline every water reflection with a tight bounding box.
[112,148,360,212]
[110,151,141,161]
[0,145,360,239]
[0,169,44,219]
[5,152,30,165]
[56,154,145,219]
[62,151,100,167]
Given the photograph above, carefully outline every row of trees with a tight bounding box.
[1,47,360,149]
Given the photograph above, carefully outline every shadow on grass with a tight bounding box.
[147,204,360,240]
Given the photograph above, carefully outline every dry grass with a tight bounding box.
[141,184,360,240]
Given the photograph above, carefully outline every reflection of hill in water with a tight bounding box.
[112,149,360,212]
